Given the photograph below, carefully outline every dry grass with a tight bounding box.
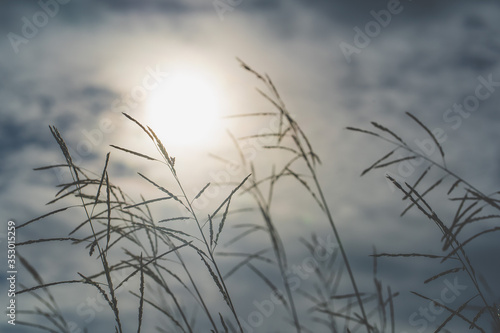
[15,61,498,333]
[348,112,500,332]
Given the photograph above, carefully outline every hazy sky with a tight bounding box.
[1,1,500,332]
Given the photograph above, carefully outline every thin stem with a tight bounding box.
[253,177,302,333]
[229,133,302,332]
[64,158,123,333]
[175,176,244,333]
[309,168,372,332]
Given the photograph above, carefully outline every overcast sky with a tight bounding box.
[1,0,500,332]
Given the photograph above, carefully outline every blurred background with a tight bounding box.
[1,0,500,332]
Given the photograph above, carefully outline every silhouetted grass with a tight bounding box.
[348,112,500,331]
[19,61,500,333]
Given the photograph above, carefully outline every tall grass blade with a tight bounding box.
[192,183,211,203]
[210,174,251,220]
[122,112,154,140]
[137,173,187,209]
[124,196,173,210]
[361,149,396,177]
[94,152,111,207]
[214,197,231,248]
[18,207,70,230]
[137,254,145,333]
[105,172,112,251]
[406,112,446,166]
[423,267,464,284]
[197,251,230,307]
[219,313,229,333]
[370,122,406,145]
[110,145,158,161]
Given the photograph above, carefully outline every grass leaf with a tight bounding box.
[371,122,406,145]
[124,196,173,210]
[110,145,158,161]
[360,149,396,176]
[137,254,145,333]
[406,112,446,166]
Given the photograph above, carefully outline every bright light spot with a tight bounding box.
[146,71,221,148]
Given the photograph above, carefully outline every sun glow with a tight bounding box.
[146,70,221,148]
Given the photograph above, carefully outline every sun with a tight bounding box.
[146,70,221,148]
